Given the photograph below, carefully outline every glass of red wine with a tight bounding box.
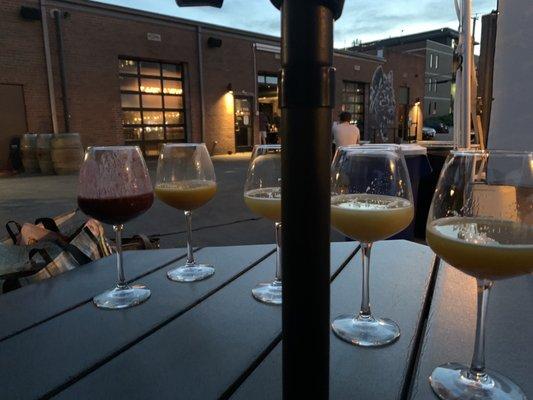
[78,146,154,310]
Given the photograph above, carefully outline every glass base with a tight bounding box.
[93,285,151,310]
[331,314,400,347]
[167,263,215,282]
[252,281,282,305]
[430,363,527,400]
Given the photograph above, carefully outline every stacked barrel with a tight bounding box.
[21,133,39,173]
[51,133,84,175]
[19,133,84,175]
[37,134,54,174]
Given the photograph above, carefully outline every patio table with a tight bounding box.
[0,240,530,399]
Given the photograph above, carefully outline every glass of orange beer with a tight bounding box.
[427,150,532,400]
[244,145,282,305]
[330,146,414,347]
[155,143,217,282]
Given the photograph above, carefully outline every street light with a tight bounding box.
[176,1,345,399]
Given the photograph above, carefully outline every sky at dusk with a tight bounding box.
[101,0,497,48]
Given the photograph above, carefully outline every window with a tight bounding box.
[257,73,281,133]
[341,81,365,136]
[257,74,278,85]
[427,78,432,94]
[434,80,437,93]
[429,53,433,68]
[432,102,437,115]
[119,58,186,156]
[435,54,439,69]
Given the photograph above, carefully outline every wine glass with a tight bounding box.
[244,145,282,305]
[78,146,154,309]
[426,150,532,400]
[330,147,414,346]
[155,143,216,282]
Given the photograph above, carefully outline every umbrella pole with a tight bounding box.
[280,1,335,398]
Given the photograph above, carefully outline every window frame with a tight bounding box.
[341,80,366,135]
[119,57,187,156]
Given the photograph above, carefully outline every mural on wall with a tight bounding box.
[369,66,396,142]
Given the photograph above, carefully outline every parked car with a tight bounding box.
[422,126,436,140]
[424,120,449,134]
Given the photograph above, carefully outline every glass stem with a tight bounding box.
[184,210,195,265]
[274,222,282,283]
[359,242,373,319]
[113,224,126,288]
[468,279,493,380]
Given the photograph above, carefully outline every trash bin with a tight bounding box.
[390,144,432,241]
[414,145,451,239]
[9,137,23,172]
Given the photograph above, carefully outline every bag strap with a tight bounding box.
[34,217,60,233]
[134,234,155,250]
[6,221,22,244]
[81,226,106,258]
[29,248,54,270]
[52,241,92,265]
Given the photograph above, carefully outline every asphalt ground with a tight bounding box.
[0,153,343,249]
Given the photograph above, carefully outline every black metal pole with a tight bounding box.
[279,1,335,398]
[53,9,70,132]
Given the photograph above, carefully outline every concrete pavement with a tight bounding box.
[0,153,343,249]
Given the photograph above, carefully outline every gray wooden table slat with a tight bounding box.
[0,248,187,341]
[409,264,533,399]
[53,242,357,400]
[231,240,436,400]
[0,245,274,400]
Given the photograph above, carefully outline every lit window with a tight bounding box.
[119,58,186,155]
[342,81,365,136]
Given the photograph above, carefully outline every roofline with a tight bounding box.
[354,27,460,50]
[46,0,382,63]
[47,0,281,43]
[334,48,385,63]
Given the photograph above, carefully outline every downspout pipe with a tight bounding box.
[53,9,70,132]
[252,43,258,144]
[197,25,205,143]
[40,0,58,133]
[461,0,472,149]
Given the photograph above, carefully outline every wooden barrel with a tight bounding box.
[51,133,84,175]
[21,133,40,173]
[36,134,55,174]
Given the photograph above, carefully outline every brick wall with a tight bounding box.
[0,0,52,133]
[1,0,426,161]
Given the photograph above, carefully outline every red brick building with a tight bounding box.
[0,0,424,167]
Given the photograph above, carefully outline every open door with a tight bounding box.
[0,84,28,169]
[234,95,254,152]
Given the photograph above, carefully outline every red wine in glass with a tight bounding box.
[77,146,154,309]
[78,193,154,225]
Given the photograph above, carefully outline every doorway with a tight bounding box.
[234,95,254,152]
[0,84,28,169]
[398,87,410,142]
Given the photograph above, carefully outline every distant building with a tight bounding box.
[0,0,432,168]
[354,28,459,122]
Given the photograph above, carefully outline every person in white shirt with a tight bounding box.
[333,112,360,148]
